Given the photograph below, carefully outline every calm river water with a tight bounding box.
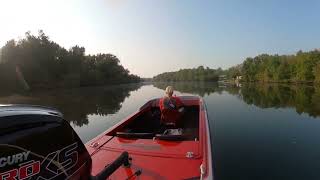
[1,82,320,180]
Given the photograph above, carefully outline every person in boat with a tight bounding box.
[159,86,185,126]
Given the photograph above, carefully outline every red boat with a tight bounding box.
[86,96,213,180]
[0,96,212,180]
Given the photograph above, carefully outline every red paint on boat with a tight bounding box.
[86,96,213,179]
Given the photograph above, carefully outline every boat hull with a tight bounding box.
[86,96,213,179]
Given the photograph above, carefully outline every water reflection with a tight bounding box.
[2,82,320,126]
[154,82,320,118]
[152,82,224,97]
[240,83,320,118]
[0,84,142,126]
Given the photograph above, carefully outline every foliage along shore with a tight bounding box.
[239,50,320,83]
[153,49,320,84]
[152,66,224,82]
[0,31,140,92]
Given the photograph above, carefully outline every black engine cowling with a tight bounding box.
[0,105,92,180]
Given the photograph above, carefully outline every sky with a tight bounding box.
[0,0,320,77]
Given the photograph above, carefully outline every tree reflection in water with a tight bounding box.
[152,82,225,97]
[2,82,320,128]
[0,84,142,126]
[240,83,320,118]
[153,82,320,118]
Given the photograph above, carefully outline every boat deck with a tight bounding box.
[86,96,212,179]
[88,136,202,179]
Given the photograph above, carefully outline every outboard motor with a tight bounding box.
[0,105,91,179]
[0,105,131,180]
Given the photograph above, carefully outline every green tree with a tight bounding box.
[153,66,220,82]
[0,31,140,91]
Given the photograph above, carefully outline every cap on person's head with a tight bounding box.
[165,86,174,96]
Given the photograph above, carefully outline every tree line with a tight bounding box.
[152,66,223,82]
[152,49,320,84]
[241,50,320,83]
[0,31,140,91]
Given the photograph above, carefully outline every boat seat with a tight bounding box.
[155,128,195,141]
[116,132,155,138]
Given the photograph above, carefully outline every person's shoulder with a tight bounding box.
[159,96,167,103]
[173,96,182,102]
[160,96,168,100]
